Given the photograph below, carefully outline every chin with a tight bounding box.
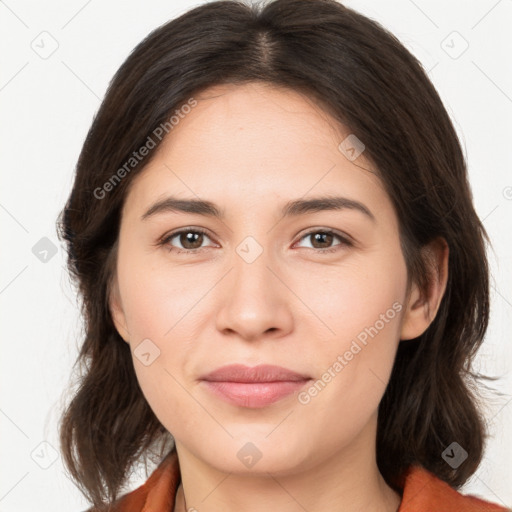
[193,433,313,475]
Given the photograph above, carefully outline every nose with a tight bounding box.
[215,246,294,342]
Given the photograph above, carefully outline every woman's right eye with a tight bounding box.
[159,228,215,253]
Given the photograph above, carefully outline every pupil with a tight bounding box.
[314,233,332,248]
[183,232,202,249]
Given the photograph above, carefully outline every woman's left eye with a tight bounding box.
[159,228,352,254]
[294,229,352,253]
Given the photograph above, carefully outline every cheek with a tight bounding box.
[115,252,209,421]
[291,250,406,409]
[291,249,407,345]
[117,249,203,341]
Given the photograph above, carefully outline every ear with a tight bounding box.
[108,274,130,344]
[400,237,449,341]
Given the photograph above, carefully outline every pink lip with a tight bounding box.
[200,364,312,408]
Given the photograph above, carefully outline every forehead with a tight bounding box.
[170,81,348,155]
[122,82,389,221]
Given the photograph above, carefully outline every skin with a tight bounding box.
[109,82,449,512]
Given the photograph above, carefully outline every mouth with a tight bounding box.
[200,364,312,408]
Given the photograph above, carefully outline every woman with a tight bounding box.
[57,0,510,510]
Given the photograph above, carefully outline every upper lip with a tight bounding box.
[201,364,311,383]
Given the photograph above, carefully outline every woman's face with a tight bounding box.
[110,82,420,475]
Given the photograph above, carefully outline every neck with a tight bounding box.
[174,413,402,512]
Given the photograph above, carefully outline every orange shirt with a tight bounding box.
[102,450,510,512]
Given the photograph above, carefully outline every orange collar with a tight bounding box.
[396,463,509,511]
[110,450,509,512]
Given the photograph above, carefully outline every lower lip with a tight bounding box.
[202,380,311,408]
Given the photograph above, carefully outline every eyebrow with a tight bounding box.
[141,195,375,222]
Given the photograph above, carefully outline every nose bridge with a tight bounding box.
[214,236,292,339]
[230,236,276,307]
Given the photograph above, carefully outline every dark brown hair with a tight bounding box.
[57,0,501,509]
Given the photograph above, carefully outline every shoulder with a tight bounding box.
[82,450,180,512]
[399,464,510,512]
[80,481,149,512]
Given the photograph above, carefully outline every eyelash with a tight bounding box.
[157,227,353,255]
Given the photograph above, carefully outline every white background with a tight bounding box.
[0,0,511,510]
